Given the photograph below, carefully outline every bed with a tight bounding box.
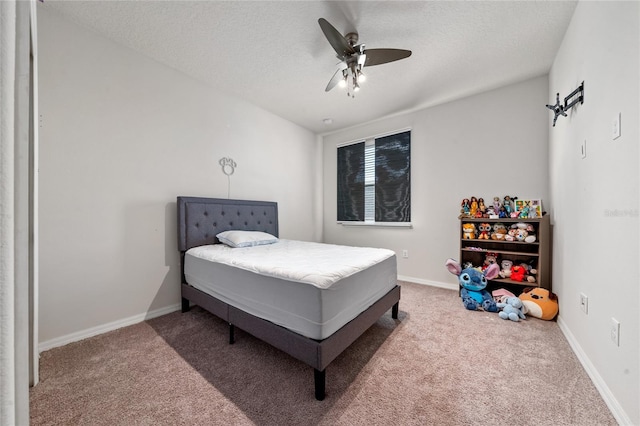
[177,196,401,400]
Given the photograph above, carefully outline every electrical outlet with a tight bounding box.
[613,113,621,140]
[580,293,588,314]
[610,318,620,346]
[402,250,409,258]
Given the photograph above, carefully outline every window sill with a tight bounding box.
[337,221,413,228]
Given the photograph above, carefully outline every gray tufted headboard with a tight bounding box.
[177,196,279,252]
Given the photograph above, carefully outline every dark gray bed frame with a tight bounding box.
[177,196,400,400]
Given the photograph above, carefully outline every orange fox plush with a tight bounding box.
[519,287,559,320]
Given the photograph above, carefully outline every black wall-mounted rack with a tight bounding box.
[546,81,584,127]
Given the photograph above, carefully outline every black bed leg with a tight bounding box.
[229,324,235,344]
[392,302,399,319]
[314,369,326,401]
[181,297,190,313]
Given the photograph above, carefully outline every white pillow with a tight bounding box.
[216,230,278,248]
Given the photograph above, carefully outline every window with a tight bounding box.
[337,130,411,223]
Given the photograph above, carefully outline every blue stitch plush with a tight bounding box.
[446,258,499,312]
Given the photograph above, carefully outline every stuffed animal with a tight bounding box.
[510,223,529,241]
[462,223,476,239]
[518,262,537,283]
[478,223,491,239]
[510,265,526,282]
[497,297,527,321]
[445,258,499,312]
[492,288,515,303]
[498,259,513,279]
[515,228,528,241]
[482,252,498,271]
[519,287,559,320]
[491,223,507,240]
[524,224,537,243]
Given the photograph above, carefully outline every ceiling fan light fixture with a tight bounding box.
[318,18,412,98]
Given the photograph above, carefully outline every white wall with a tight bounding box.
[548,2,639,424]
[37,7,321,345]
[322,76,550,287]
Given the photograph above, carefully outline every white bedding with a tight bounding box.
[184,240,397,340]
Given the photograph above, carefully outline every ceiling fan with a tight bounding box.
[318,18,412,97]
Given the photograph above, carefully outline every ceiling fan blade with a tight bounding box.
[325,70,343,92]
[325,62,347,92]
[363,49,412,67]
[318,18,356,58]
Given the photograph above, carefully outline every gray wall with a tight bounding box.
[548,2,639,424]
[37,8,321,345]
[322,75,550,288]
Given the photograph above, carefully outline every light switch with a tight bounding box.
[581,139,587,159]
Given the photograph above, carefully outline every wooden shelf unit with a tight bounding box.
[459,215,551,290]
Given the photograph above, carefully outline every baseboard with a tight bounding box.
[37,278,453,353]
[38,303,181,353]
[38,277,454,352]
[397,275,458,291]
[557,315,632,425]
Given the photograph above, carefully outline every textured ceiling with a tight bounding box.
[41,0,578,134]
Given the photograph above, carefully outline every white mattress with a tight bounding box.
[184,240,397,340]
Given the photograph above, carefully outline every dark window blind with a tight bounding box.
[375,131,411,222]
[337,131,410,223]
[337,142,365,221]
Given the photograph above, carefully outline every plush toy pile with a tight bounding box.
[504,222,537,243]
[446,260,560,322]
[463,251,537,284]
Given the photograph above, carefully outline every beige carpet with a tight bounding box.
[30,282,617,425]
